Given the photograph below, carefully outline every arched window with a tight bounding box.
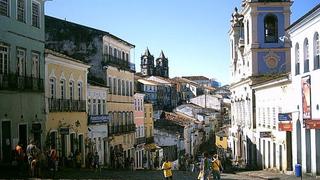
[49,78,56,98]
[69,81,74,100]
[78,81,82,100]
[304,38,310,73]
[314,32,320,69]
[246,20,250,44]
[60,79,65,99]
[264,14,278,43]
[295,43,300,75]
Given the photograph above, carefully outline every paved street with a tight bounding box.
[0,165,317,180]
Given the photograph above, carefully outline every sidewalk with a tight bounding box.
[237,170,318,180]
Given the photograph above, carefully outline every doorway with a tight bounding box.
[286,131,293,171]
[306,129,311,173]
[296,120,302,164]
[279,145,283,171]
[273,143,276,168]
[268,141,270,168]
[316,129,320,175]
[1,121,11,162]
[19,124,27,150]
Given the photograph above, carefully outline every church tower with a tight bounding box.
[229,0,292,169]
[155,51,169,78]
[140,48,154,76]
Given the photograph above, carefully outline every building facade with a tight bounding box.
[0,0,45,162]
[288,4,320,175]
[133,93,146,169]
[45,50,90,167]
[87,84,109,166]
[229,0,292,168]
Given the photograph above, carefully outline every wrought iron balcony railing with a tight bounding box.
[102,54,135,72]
[108,124,135,136]
[0,74,44,91]
[136,137,146,145]
[48,98,86,112]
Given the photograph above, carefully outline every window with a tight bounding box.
[295,43,300,75]
[109,46,112,55]
[98,99,101,115]
[118,79,121,95]
[31,52,39,78]
[126,81,129,96]
[125,53,129,61]
[88,99,91,115]
[17,0,25,22]
[108,77,112,94]
[114,48,117,57]
[264,14,278,43]
[32,1,40,28]
[130,81,133,96]
[69,81,74,100]
[93,99,96,115]
[0,0,9,16]
[304,39,310,73]
[16,48,25,76]
[314,32,320,70]
[78,82,82,100]
[113,78,116,95]
[0,44,9,75]
[60,79,65,99]
[49,78,56,98]
[102,100,106,114]
[246,20,249,44]
[122,80,125,96]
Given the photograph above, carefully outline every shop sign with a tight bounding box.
[89,115,110,124]
[278,113,292,121]
[278,122,292,131]
[304,120,320,129]
[260,131,272,138]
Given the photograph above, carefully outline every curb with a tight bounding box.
[247,173,280,180]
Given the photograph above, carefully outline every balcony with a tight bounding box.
[146,136,154,144]
[102,54,135,72]
[48,98,86,112]
[108,124,135,136]
[304,59,309,73]
[136,137,146,145]
[314,55,320,70]
[0,74,44,91]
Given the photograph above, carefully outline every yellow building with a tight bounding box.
[103,36,136,167]
[215,131,228,150]
[144,103,154,143]
[45,49,90,167]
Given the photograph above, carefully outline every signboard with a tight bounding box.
[278,122,292,131]
[278,113,292,121]
[89,115,110,124]
[304,120,320,129]
[260,131,272,138]
[302,76,311,120]
[59,127,69,135]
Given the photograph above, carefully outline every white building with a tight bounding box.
[87,84,109,165]
[228,0,292,168]
[287,4,320,176]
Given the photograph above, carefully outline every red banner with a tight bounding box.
[304,120,320,129]
[278,122,292,131]
[302,76,311,120]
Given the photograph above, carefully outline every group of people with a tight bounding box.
[13,140,59,178]
[161,152,223,180]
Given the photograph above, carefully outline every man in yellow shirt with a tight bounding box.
[211,154,222,180]
[162,158,173,179]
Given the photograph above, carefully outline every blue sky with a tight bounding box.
[45,0,319,85]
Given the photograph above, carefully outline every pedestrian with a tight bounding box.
[161,157,173,180]
[199,152,211,180]
[15,142,26,176]
[211,154,223,180]
[130,157,134,171]
[49,145,58,172]
[76,151,82,168]
[93,152,100,172]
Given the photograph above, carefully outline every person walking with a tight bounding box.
[161,158,173,180]
[93,152,100,172]
[211,154,223,180]
[199,152,211,180]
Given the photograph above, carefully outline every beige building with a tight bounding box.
[45,49,90,167]
[104,36,136,168]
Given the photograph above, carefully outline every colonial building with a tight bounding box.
[0,0,46,163]
[45,15,136,168]
[228,0,292,168]
[133,93,146,169]
[45,49,90,167]
[140,48,169,78]
[287,3,320,175]
[87,84,109,166]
